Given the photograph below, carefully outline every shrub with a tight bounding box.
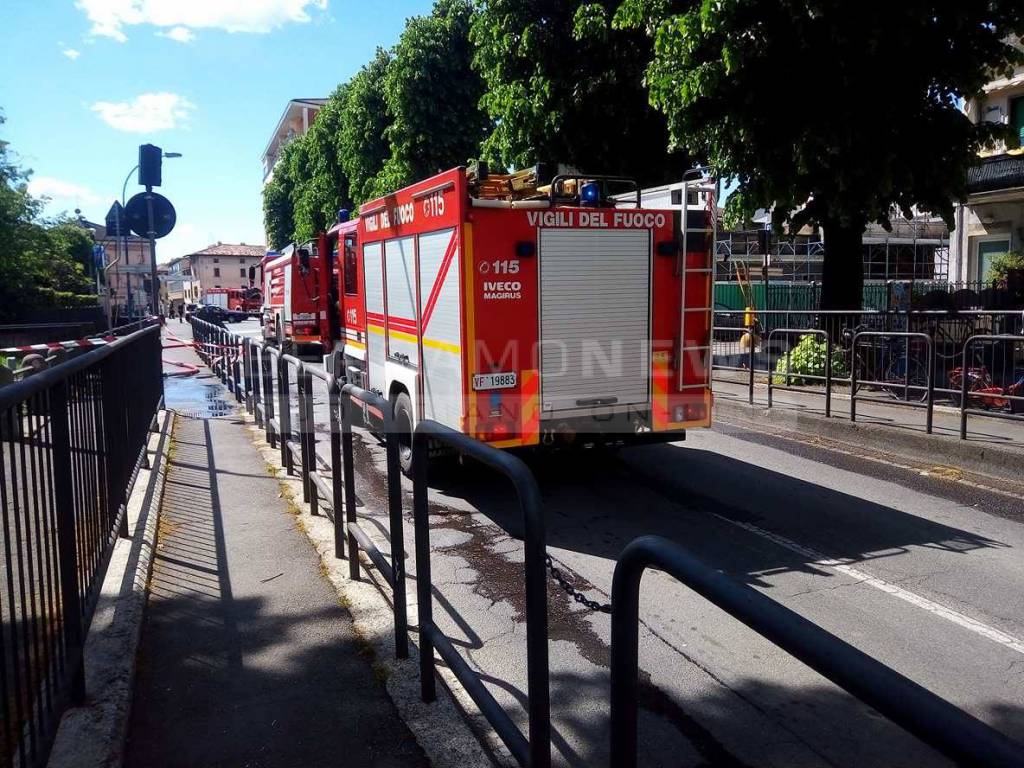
[773,334,848,385]
[985,250,1024,286]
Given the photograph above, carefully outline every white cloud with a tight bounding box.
[76,0,328,42]
[90,92,195,133]
[27,176,101,206]
[158,26,196,43]
[62,47,82,60]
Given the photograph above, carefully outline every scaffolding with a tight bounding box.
[716,231,949,283]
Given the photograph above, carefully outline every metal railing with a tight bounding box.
[609,535,1024,768]
[713,308,1023,440]
[851,331,935,433]
[960,334,1024,439]
[766,328,833,417]
[412,420,550,768]
[0,325,162,767]
[195,320,550,763]
[339,382,408,659]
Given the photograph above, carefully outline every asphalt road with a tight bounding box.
[198,319,1024,767]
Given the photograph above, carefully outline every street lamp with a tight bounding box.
[116,151,182,317]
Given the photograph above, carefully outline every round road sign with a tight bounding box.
[124,191,177,239]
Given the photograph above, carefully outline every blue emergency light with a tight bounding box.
[580,181,601,207]
[337,208,350,223]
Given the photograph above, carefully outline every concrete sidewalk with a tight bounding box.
[713,375,1023,482]
[124,334,429,767]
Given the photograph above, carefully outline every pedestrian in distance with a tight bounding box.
[178,303,184,323]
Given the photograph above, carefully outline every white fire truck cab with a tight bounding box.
[340,165,714,471]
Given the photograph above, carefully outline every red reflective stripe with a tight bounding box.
[387,316,417,334]
[421,231,458,332]
[366,311,385,324]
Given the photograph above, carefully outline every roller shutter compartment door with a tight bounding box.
[538,228,651,413]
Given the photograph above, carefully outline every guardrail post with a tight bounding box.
[824,333,832,418]
[850,335,859,423]
[232,335,243,403]
[412,438,436,704]
[242,340,252,413]
[925,337,934,435]
[299,367,313,506]
[328,381,345,560]
[50,383,87,704]
[279,358,292,472]
[766,332,774,408]
[247,342,260,422]
[221,328,229,384]
[263,351,275,447]
[340,393,360,580]
[747,321,755,405]
[960,341,969,440]
[384,411,408,659]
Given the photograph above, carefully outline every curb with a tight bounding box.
[46,410,173,768]
[713,394,1022,484]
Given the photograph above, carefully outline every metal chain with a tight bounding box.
[545,555,612,614]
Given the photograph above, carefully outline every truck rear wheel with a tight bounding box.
[393,392,414,476]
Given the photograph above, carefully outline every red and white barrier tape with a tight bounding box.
[1,336,117,354]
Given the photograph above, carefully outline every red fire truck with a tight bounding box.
[264,216,358,354]
[335,165,714,471]
[206,287,262,313]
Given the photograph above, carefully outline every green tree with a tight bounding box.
[376,0,489,194]
[470,0,680,184]
[1,115,51,319]
[262,173,294,251]
[0,113,102,319]
[338,49,394,204]
[262,134,307,250]
[45,221,95,294]
[615,2,1024,309]
[292,84,355,241]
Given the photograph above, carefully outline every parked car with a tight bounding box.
[192,304,228,325]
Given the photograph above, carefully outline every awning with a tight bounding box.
[967,153,1024,195]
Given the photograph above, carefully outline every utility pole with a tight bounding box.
[146,186,159,315]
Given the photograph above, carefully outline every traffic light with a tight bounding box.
[138,144,162,188]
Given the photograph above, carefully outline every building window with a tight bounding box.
[239,257,245,263]
[977,238,1010,282]
[240,268,246,278]
[1011,96,1024,147]
[214,267,220,277]
[213,257,219,263]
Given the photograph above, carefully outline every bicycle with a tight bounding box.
[844,324,930,403]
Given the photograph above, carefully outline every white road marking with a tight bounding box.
[712,513,1024,656]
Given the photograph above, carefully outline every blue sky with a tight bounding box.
[0,0,433,262]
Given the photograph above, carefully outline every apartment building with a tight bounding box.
[261,98,327,184]
[952,48,1024,283]
[85,218,155,316]
[162,243,265,308]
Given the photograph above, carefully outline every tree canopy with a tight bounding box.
[378,0,489,193]
[615,1,1024,307]
[0,115,97,321]
[292,84,354,242]
[338,48,394,204]
[470,0,681,185]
